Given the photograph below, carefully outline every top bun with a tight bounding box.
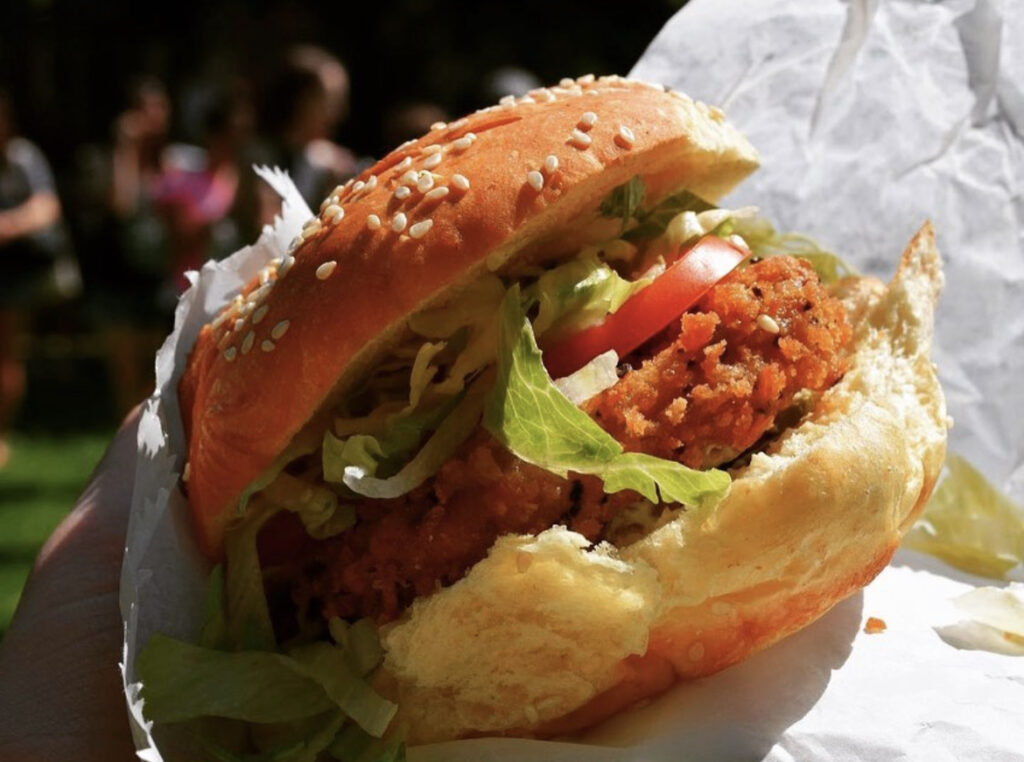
[179,76,760,557]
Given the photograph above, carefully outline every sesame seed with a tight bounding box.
[519,95,536,104]
[279,255,295,275]
[240,299,255,315]
[398,156,413,170]
[316,260,338,280]
[451,173,470,191]
[241,331,255,355]
[367,214,382,230]
[543,154,559,174]
[319,196,331,213]
[365,175,378,191]
[182,462,191,482]
[224,346,237,362]
[577,73,596,84]
[252,305,269,325]
[453,135,473,151]
[261,340,275,353]
[423,152,443,170]
[559,77,575,87]
[216,329,232,349]
[232,318,245,333]
[401,170,419,185]
[536,87,555,102]
[430,121,447,130]
[394,185,412,200]
[250,283,272,303]
[271,320,290,340]
[499,94,517,109]
[392,212,408,232]
[422,144,443,155]
[424,186,449,201]
[569,128,592,148]
[465,132,477,142]
[448,117,468,129]
[416,172,435,193]
[351,180,365,193]
[526,170,544,192]
[757,314,781,334]
[270,257,282,268]
[579,111,598,129]
[288,236,302,253]
[409,219,434,239]
[302,217,322,235]
[323,204,344,224]
[616,125,636,149]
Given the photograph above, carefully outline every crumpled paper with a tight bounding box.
[121,1,1024,759]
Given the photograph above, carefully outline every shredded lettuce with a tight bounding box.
[224,504,280,651]
[137,636,396,734]
[408,273,505,397]
[904,454,1024,579]
[553,350,620,405]
[598,175,646,230]
[337,383,486,499]
[483,285,731,506]
[730,215,856,284]
[529,253,648,338]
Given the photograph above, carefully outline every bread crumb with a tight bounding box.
[864,616,887,634]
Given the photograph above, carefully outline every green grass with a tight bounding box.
[0,432,112,638]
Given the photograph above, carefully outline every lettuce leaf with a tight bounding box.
[904,454,1024,579]
[730,215,856,284]
[598,175,646,230]
[483,286,731,506]
[138,635,335,724]
[529,253,647,338]
[137,636,396,736]
[338,383,486,499]
[224,504,280,651]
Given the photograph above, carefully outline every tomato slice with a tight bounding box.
[542,235,747,379]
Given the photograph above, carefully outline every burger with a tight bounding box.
[137,75,947,758]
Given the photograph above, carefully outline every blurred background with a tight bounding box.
[0,0,687,635]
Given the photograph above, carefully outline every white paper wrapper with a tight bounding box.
[121,1,1024,758]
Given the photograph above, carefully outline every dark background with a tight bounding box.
[0,0,686,432]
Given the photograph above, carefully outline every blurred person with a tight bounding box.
[0,88,70,467]
[245,45,360,229]
[151,80,252,295]
[98,76,177,418]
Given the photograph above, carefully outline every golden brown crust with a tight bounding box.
[180,76,760,557]
[379,224,947,743]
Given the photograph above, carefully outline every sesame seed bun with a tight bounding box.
[179,76,760,557]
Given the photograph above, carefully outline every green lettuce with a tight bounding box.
[223,503,280,651]
[528,253,648,338]
[483,285,731,506]
[336,384,486,499]
[904,454,1024,579]
[137,637,395,733]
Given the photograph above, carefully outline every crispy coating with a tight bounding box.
[282,256,851,625]
[584,256,851,468]
[287,434,633,625]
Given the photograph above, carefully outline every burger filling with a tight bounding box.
[248,183,854,631]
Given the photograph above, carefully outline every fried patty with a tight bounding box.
[279,256,852,626]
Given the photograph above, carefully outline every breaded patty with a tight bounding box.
[280,256,852,626]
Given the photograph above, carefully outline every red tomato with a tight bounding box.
[542,236,747,379]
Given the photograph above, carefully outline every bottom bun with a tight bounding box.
[376,224,947,744]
